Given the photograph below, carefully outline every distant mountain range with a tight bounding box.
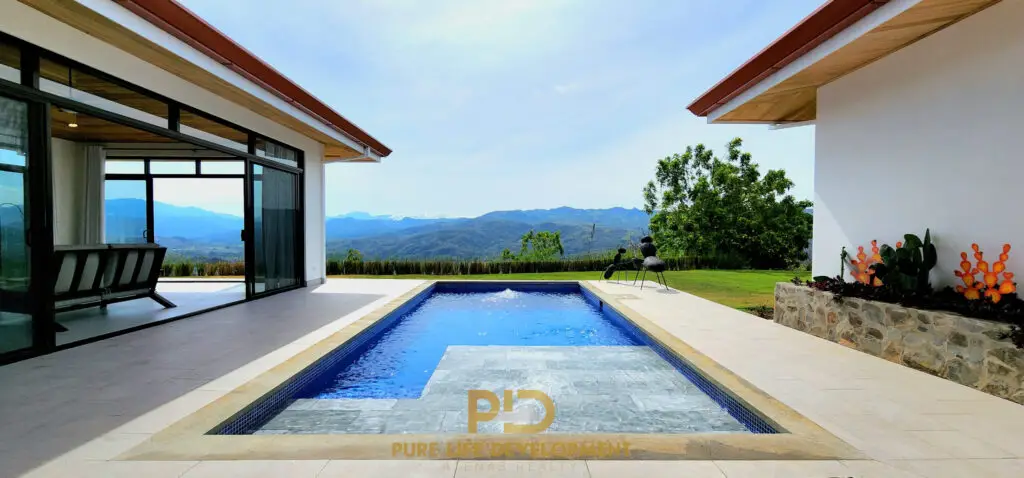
[105,199,245,261]
[101,199,651,260]
[325,207,649,259]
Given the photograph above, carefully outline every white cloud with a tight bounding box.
[553,83,579,94]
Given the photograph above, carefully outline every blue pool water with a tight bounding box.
[297,285,645,399]
[215,282,779,435]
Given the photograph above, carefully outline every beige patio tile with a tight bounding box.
[888,458,1024,478]
[807,416,945,460]
[454,460,589,477]
[823,411,956,432]
[931,415,1024,457]
[57,432,154,461]
[839,460,926,477]
[182,460,328,477]
[318,460,458,477]
[24,460,198,478]
[586,460,725,478]
[711,460,848,477]
[113,390,224,434]
[906,430,1015,459]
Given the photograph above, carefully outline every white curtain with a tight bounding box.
[0,97,27,154]
[261,167,298,290]
[82,145,105,244]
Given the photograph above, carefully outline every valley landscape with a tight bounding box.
[105,198,651,261]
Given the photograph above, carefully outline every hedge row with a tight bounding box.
[160,254,744,277]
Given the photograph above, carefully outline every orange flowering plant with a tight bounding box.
[847,240,883,286]
[956,243,1016,303]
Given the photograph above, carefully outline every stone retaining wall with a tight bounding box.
[774,282,1023,404]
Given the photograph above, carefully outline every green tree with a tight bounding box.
[502,230,565,261]
[642,138,811,269]
[343,248,363,273]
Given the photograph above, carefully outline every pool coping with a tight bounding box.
[118,280,865,461]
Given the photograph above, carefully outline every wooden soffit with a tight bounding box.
[18,0,375,161]
[711,0,1001,123]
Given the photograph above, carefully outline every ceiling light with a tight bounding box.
[64,70,79,128]
[59,108,79,128]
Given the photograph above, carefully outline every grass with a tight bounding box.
[331,269,811,309]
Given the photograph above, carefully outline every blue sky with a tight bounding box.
[176,0,821,219]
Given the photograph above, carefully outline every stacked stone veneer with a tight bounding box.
[774,282,1023,404]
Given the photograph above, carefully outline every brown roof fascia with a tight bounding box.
[687,0,888,117]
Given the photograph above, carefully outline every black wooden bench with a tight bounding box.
[52,244,175,314]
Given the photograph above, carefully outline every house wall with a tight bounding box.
[51,138,82,245]
[813,0,1024,287]
[0,0,329,282]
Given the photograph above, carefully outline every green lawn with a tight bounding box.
[332,269,810,309]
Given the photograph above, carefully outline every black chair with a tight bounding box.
[633,236,668,289]
[52,243,176,313]
[602,248,640,282]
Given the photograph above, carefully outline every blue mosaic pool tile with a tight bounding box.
[433,281,580,294]
[213,284,438,435]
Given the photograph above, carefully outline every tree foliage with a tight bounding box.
[345,248,364,264]
[501,230,565,261]
[642,138,811,269]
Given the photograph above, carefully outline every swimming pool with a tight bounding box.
[214,282,777,436]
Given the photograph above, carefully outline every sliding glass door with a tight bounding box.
[104,178,152,244]
[0,96,33,355]
[247,163,300,296]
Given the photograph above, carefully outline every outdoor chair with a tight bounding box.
[632,236,668,290]
[51,244,175,328]
[602,248,641,282]
[0,244,175,331]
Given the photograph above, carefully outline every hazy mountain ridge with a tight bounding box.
[103,199,650,260]
[324,207,649,259]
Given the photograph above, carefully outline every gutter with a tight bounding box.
[687,0,889,117]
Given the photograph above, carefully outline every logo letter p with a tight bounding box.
[467,390,499,433]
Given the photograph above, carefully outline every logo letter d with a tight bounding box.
[504,390,554,434]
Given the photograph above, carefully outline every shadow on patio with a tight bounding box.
[0,283,389,477]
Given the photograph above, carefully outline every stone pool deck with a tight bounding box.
[259,346,747,435]
[2,278,1023,477]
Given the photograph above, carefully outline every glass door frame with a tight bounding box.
[104,158,250,246]
[244,160,304,299]
[0,86,57,363]
[101,175,154,244]
[0,35,308,364]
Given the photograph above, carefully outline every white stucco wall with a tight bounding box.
[0,0,329,282]
[813,0,1024,287]
[303,148,326,285]
[51,138,82,245]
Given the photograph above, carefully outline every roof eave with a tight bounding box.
[686,0,886,118]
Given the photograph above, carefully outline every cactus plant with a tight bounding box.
[872,228,937,293]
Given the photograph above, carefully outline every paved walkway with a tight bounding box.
[3,278,1023,477]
